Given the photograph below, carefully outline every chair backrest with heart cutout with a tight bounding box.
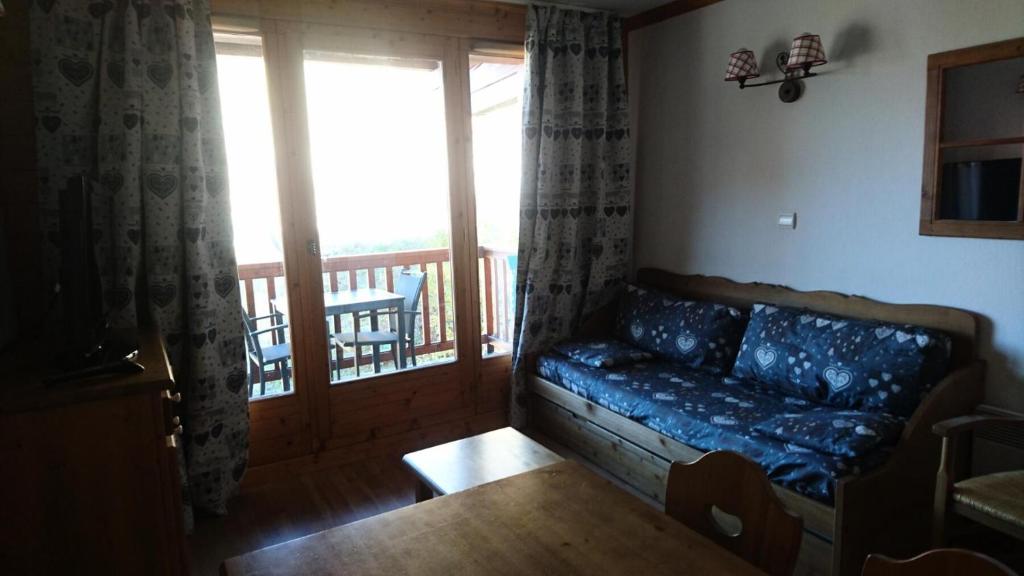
[665,450,804,576]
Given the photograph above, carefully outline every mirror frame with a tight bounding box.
[919,37,1024,240]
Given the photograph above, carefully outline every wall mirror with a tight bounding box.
[920,37,1024,240]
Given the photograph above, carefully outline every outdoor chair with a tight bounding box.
[241,306,291,397]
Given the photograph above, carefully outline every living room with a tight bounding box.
[1,0,1021,575]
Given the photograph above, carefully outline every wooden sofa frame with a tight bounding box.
[528,268,984,576]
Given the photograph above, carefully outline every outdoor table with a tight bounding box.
[272,287,407,370]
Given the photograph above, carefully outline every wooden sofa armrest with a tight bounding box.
[932,414,1024,438]
[899,361,986,447]
[897,362,985,488]
[832,361,985,576]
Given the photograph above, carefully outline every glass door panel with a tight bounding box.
[301,50,457,384]
[469,52,524,357]
[215,33,296,400]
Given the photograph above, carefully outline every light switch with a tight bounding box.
[778,213,797,229]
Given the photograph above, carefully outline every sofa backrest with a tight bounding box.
[634,268,978,371]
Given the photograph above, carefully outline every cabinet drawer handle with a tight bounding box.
[172,424,183,436]
[168,392,182,403]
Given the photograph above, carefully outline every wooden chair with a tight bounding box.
[933,415,1024,546]
[665,450,803,576]
[862,548,1016,576]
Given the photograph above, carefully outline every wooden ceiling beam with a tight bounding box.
[624,0,722,34]
[210,0,527,44]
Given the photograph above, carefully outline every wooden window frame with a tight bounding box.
[467,41,524,360]
[211,3,525,470]
[919,37,1024,240]
[212,22,318,466]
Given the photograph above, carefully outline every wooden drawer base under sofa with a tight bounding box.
[531,389,834,575]
[530,370,981,575]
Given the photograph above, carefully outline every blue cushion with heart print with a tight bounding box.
[754,408,906,458]
[553,338,653,368]
[731,304,952,417]
[614,284,747,372]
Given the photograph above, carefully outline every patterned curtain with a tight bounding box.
[30,0,249,522]
[510,6,633,426]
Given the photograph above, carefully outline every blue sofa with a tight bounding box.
[529,269,983,576]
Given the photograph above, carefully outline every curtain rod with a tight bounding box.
[527,2,617,16]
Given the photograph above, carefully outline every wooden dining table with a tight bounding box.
[221,460,764,575]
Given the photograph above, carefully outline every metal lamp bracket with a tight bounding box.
[737,50,818,103]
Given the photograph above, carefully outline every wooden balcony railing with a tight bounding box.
[479,246,515,352]
[238,246,516,373]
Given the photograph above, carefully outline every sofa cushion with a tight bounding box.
[536,352,893,504]
[553,338,652,368]
[732,304,952,417]
[614,284,747,372]
[754,408,906,458]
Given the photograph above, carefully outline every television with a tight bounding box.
[57,175,107,369]
[940,158,1021,221]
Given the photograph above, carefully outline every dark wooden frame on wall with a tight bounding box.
[620,0,723,81]
[919,37,1024,240]
[623,0,722,33]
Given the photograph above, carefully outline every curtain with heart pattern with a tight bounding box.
[510,6,633,427]
[30,0,249,524]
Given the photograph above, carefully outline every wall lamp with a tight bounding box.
[725,33,827,103]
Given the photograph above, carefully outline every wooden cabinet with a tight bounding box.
[0,326,187,575]
[920,37,1024,240]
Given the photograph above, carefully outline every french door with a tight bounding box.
[216,19,519,466]
[283,26,478,453]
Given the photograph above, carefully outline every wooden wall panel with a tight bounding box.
[478,354,512,414]
[248,401,313,466]
[242,409,506,490]
[0,1,45,331]
[324,362,468,446]
[249,433,310,466]
[313,355,511,458]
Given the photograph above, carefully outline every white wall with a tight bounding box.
[629,0,1024,411]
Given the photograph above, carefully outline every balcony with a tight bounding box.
[239,246,516,397]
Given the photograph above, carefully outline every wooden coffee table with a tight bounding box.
[402,427,563,501]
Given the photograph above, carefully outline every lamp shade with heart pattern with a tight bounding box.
[786,33,827,71]
[725,48,760,81]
